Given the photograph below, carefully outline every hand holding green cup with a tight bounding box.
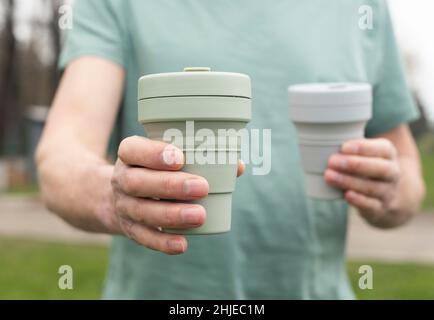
[138,67,252,234]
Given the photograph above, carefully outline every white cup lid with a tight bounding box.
[288,83,372,106]
[288,82,372,123]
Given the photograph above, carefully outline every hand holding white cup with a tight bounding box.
[288,83,373,199]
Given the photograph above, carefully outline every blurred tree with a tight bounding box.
[0,0,64,157]
[49,0,62,89]
[0,0,21,156]
[0,0,65,187]
[17,0,62,108]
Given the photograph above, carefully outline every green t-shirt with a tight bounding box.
[60,0,418,299]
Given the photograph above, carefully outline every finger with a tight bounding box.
[119,217,187,255]
[341,138,397,160]
[345,190,384,220]
[118,166,209,200]
[237,160,245,177]
[328,154,399,182]
[324,169,390,200]
[118,135,184,170]
[116,196,206,228]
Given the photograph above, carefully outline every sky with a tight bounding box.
[0,0,50,42]
[388,0,434,126]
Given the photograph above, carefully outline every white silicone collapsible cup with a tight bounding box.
[288,83,372,199]
[138,67,252,234]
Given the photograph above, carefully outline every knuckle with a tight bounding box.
[384,162,399,181]
[111,164,124,190]
[364,182,377,197]
[376,183,386,196]
[348,157,361,171]
[120,217,136,240]
[378,183,391,200]
[117,137,132,160]
[380,138,396,157]
[129,199,144,222]
[380,187,394,209]
[339,174,349,187]
[382,194,394,210]
[147,235,165,253]
[128,225,154,250]
[379,163,391,179]
[137,234,155,250]
[161,174,178,198]
[357,140,367,153]
[163,205,179,226]
[114,196,126,214]
[123,170,141,195]
[352,194,365,208]
[120,218,161,251]
[371,202,383,215]
[110,173,119,189]
[116,197,139,223]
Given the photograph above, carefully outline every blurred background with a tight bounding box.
[0,0,433,299]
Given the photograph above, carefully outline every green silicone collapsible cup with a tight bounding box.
[138,67,252,234]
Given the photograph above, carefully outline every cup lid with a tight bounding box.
[288,82,372,123]
[138,67,251,100]
[288,82,372,106]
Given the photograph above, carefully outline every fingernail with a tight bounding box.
[342,142,359,154]
[330,155,347,169]
[338,158,348,169]
[162,145,184,167]
[346,190,357,200]
[325,170,340,182]
[167,239,184,252]
[183,179,208,197]
[180,207,203,225]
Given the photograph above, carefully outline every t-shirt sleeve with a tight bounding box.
[365,2,420,137]
[58,0,127,70]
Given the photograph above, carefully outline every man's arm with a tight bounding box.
[325,124,426,228]
[36,57,124,233]
[36,57,245,255]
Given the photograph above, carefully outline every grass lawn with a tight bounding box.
[348,261,434,300]
[5,184,39,195]
[0,237,433,299]
[0,238,108,299]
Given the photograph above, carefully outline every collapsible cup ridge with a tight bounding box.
[288,83,372,199]
[138,67,251,234]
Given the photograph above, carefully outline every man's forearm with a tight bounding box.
[37,148,120,234]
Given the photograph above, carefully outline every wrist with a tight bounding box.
[364,206,410,229]
[92,163,123,235]
[364,175,422,229]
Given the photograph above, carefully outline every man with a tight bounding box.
[36,0,425,299]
